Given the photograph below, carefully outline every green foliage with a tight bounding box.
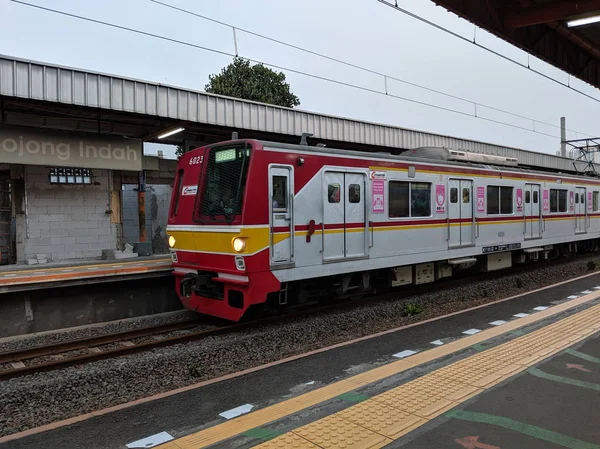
[588,261,597,271]
[205,57,300,108]
[403,303,422,316]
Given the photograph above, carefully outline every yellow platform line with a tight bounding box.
[158,290,600,449]
[257,302,600,449]
[0,258,171,277]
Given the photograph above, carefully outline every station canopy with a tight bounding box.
[432,0,600,90]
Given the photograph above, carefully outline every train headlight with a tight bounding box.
[232,237,246,253]
[168,235,176,248]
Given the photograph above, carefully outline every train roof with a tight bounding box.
[246,139,599,181]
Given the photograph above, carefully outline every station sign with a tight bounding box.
[0,126,143,171]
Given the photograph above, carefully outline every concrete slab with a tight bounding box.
[0,255,172,296]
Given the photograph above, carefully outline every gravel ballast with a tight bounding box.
[0,310,199,354]
[2,255,600,437]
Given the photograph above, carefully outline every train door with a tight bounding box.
[269,166,294,266]
[448,179,474,248]
[322,171,367,261]
[575,186,587,234]
[524,184,541,239]
[344,173,367,258]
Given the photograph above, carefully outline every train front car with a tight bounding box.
[166,140,280,321]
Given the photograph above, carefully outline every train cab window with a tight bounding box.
[487,186,513,215]
[450,187,458,203]
[525,191,530,204]
[348,184,360,203]
[462,188,470,203]
[594,192,599,211]
[550,189,567,212]
[389,181,431,218]
[533,191,539,203]
[272,176,287,211]
[328,184,341,203]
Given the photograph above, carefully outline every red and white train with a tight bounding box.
[166,139,600,321]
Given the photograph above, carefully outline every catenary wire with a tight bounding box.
[9,0,594,141]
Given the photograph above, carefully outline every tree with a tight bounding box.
[175,145,184,158]
[205,57,300,108]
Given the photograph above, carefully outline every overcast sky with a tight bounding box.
[1,0,599,159]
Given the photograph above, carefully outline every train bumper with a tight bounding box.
[173,270,280,321]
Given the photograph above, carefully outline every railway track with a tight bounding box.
[0,320,216,380]
[0,304,341,380]
[1,253,596,381]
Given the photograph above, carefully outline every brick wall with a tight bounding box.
[19,166,118,262]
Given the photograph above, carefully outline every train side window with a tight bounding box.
[525,191,530,204]
[462,188,470,203]
[450,188,458,203]
[389,181,431,218]
[348,184,360,203]
[486,186,499,214]
[328,184,341,203]
[575,193,579,204]
[533,191,538,203]
[550,189,567,212]
[272,176,287,211]
[594,192,599,211]
[487,186,513,214]
[500,187,513,213]
[389,181,409,217]
[411,183,431,217]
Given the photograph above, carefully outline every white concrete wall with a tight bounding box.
[19,166,118,262]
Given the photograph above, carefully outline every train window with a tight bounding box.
[328,184,341,203]
[272,176,287,211]
[575,193,579,204]
[389,181,431,218]
[486,186,513,214]
[525,191,530,204]
[500,187,513,214]
[349,184,360,203]
[389,181,409,217]
[450,188,458,203]
[462,188,470,203]
[411,183,431,217]
[533,191,539,203]
[550,189,567,212]
[594,192,599,211]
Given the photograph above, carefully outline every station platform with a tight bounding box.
[3,272,600,449]
[0,255,172,293]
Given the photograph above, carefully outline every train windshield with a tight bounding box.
[197,144,251,222]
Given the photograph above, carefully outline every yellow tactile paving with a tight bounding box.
[293,415,391,449]
[336,400,426,439]
[159,291,600,449]
[253,302,600,449]
[256,434,320,449]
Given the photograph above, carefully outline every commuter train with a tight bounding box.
[166,139,600,321]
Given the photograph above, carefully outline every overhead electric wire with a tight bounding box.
[376,0,600,106]
[9,0,596,141]
[149,0,595,137]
